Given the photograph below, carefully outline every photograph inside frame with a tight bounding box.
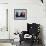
[14,9,27,20]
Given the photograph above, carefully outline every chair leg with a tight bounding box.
[20,41,21,45]
[30,39,34,46]
[30,41,34,46]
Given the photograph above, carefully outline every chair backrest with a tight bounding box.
[27,23,40,35]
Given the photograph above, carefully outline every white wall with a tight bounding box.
[9,0,44,36]
[0,0,11,46]
[0,0,8,3]
[0,4,9,39]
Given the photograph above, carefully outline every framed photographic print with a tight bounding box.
[14,9,27,20]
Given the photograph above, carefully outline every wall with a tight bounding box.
[9,0,44,37]
[0,0,8,3]
[0,3,9,39]
[0,1,13,46]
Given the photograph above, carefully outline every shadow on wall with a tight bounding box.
[40,25,45,46]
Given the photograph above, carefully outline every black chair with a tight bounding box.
[19,23,40,45]
[27,23,40,43]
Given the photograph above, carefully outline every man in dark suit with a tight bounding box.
[20,12,25,17]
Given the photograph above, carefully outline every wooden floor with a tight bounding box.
[19,41,43,46]
[0,39,14,43]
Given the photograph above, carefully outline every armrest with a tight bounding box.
[19,31,27,41]
[22,31,28,35]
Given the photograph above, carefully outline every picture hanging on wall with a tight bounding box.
[14,9,27,20]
